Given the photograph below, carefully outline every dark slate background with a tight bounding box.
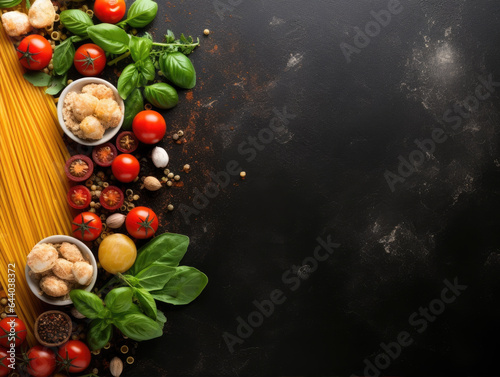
[117,0,500,375]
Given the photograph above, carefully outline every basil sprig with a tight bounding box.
[70,288,165,350]
[122,233,208,305]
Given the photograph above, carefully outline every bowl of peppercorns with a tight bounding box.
[34,310,72,347]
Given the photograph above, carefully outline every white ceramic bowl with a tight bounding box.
[25,235,98,306]
[57,77,124,146]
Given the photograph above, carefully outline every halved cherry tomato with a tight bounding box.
[65,155,94,182]
[92,142,117,167]
[116,131,139,153]
[100,185,124,211]
[67,185,92,210]
[0,317,27,348]
[132,110,166,144]
[16,35,52,70]
[94,0,126,24]
[74,43,106,76]
[111,154,140,183]
[126,206,158,239]
[72,212,102,241]
[58,340,91,373]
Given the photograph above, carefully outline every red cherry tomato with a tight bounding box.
[58,340,91,373]
[126,206,158,239]
[0,317,27,348]
[26,346,56,377]
[67,185,92,210]
[74,44,106,76]
[111,154,140,183]
[72,212,103,241]
[0,347,10,377]
[94,0,126,24]
[16,35,52,70]
[132,110,166,144]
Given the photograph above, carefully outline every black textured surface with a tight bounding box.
[120,1,500,376]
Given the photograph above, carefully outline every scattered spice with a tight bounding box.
[240,171,246,178]
[183,164,191,172]
[203,29,210,35]
[167,204,174,211]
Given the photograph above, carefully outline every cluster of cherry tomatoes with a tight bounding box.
[68,110,167,243]
[0,317,91,377]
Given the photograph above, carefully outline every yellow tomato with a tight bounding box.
[98,234,137,274]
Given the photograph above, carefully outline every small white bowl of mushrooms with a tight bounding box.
[25,235,98,306]
[57,77,124,146]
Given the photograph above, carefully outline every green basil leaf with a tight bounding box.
[105,287,133,313]
[114,313,163,341]
[53,38,75,76]
[45,74,67,95]
[135,263,176,291]
[159,52,196,89]
[122,274,141,287]
[87,319,113,351]
[133,287,157,320]
[156,309,167,326]
[127,233,190,275]
[69,290,105,319]
[117,64,139,100]
[140,59,155,82]
[125,0,158,28]
[144,83,178,109]
[151,266,208,305]
[60,9,93,37]
[129,36,152,62]
[23,72,51,87]
[122,89,143,130]
[165,30,175,43]
[88,24,130,54]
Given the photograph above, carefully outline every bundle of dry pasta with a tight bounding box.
[0,25,72,345]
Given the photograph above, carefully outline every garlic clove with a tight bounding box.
[152,146,169,168]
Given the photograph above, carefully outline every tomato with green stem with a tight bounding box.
[126,206,158,239]
[25,346,56,377]
[57,340,91,373]
[74,44,106,76]
[16,35,52,71]
[0,317,26,348]
[0,347,10,377]
[94,0,126,24]
[72,212,102,241]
